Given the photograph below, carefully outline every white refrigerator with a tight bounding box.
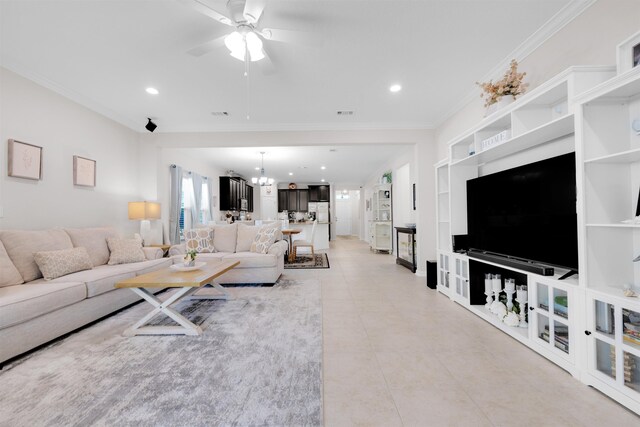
[309,202,329,223]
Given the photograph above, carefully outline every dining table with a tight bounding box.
[282,228,302,262]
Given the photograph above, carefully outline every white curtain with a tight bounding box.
[168,165,183,244]
[208,177,216,218]
[191,173,203,227]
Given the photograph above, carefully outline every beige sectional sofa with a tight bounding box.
[0,227,171,365]
[169,223,289,285]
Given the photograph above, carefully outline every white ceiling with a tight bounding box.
[0,0,576,133]
[1,0,583,185]
[176,145,414,184]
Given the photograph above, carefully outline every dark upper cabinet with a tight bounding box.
[287,190,299,212]
[278,189,309,212]
[309,185,330,202]
[220,177,253,211]
[298,189,309,212]
[247,185,254,212]
[278,190,288,212]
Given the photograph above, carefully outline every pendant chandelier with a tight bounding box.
[252,152,274,186]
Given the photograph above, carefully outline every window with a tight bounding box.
[179,176,211,239]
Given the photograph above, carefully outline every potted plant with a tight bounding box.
[184,249,197,267]
[476,59,529,113]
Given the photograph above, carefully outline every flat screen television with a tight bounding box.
[466,152,578,271]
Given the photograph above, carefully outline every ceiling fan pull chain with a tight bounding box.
[245,52,251,121]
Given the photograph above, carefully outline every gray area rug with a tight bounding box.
[0,278,322,427]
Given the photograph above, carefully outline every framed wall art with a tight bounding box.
[73,155,96,187]
[8,139,43,180]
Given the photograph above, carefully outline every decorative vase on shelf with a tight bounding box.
[484,96,515,117]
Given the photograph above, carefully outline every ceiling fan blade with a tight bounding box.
[187,34,227,57]
[260,28,320,47]
[243,0,265,24]
[178,0,235,27]
[260,48,276,76]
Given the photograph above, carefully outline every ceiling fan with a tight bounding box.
[180,0,314,70]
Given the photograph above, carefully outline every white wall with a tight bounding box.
[435,0,640,158]
[0,68,141,234]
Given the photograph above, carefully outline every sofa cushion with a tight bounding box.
[184,228,215,253]
[107,238,145,265]
[236,224,260,252]
[0,229,73,282]
[0,282,86,329]
[64,227,118,266]
[223,251,278,268]
[213,224,237,253]
[34,247,93,280]
[40,264,137,298]
[251,223,280,254]
[0,240,23,288]
[172,253,227,264]
[88,258,172,276]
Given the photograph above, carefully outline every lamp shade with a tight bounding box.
[128,201,161,220]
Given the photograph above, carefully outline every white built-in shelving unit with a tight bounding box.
[575,66,640,411]
[434,64,640,413]
[370,184,392,252]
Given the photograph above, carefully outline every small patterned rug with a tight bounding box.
[0,278,322,426]
[284,253,330,269]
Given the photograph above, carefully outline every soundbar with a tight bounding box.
[468,249,554,276]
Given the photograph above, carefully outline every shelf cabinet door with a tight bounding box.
[278,190,288,212]
[247,185,254,212]
[453,255,469,303]
[287,190,299,212]
[318,185,330,202]
[586,295,640,401]
[308,186,320,202]
[437,251,451,297]
[298,189,309,212]
[530,278,572,360]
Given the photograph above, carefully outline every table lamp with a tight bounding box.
[128,201,161,245]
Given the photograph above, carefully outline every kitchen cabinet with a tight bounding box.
[309,185,330,202]
[278,190,288,212]
[278,189,309,212]
[220,177,253,212]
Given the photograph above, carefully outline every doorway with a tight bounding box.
[335,190,360,237]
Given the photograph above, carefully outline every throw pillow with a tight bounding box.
[213,223,238,253]
[184,228,215,253]
[251,223,280,254]
[107,238,145,265]
[34,247,93,280]
[236,224,260,252]
[0,240,23,287]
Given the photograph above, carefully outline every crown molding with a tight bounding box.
[432,0,598,129]
[159,121,435,133]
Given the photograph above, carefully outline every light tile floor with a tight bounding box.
[285,237,640,426]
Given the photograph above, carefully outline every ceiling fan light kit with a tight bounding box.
[225,27,265,62]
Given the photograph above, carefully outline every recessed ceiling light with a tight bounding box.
[145,87,159,95]
[389,84,402,93]
[289,172,293,176]
[321,166,326,170]
[255,167,260,170]
[321,179,325,182]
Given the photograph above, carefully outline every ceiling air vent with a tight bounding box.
[336,110,354,116]
[211,111,229,116]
